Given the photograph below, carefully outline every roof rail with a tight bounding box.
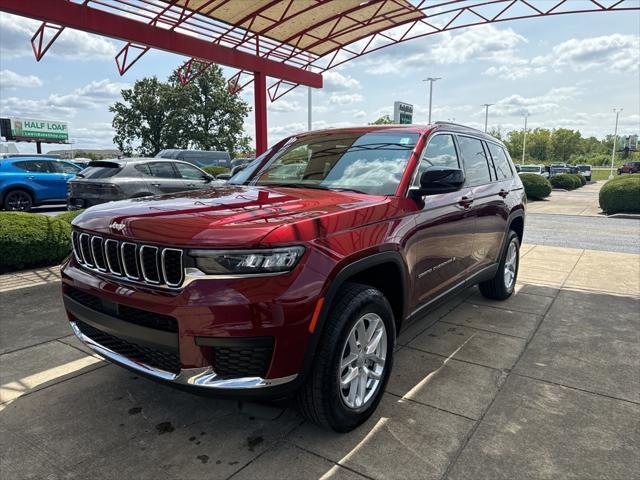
[434,121,481,131]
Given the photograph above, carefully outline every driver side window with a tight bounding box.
[413,134,459,187]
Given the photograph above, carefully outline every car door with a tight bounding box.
[141,161,184,194]
[48,160,81,200]
[405,133,477,309]
[173,162,211,191]
[457,135,506,272]
[13,160,63,202]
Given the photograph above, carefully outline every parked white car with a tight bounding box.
[576,164,592,181]
[519,164,549,178]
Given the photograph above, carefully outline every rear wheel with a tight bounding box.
[479,230,519,300]
[3,189,33,211]
[297,283,395,432]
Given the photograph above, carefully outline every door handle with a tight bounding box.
[458,195,474,208]
[498,189,509,198]
[26,176,35,180]
[151,183,161,187]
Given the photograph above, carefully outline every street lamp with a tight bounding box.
[609,108,622,180]
[422,77,441,124]
[521,113,529,165]
[482,103,493,132]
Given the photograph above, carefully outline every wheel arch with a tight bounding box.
[1,184,37,206]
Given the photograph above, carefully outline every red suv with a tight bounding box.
[61,123,525,432]
[618,161,640,175]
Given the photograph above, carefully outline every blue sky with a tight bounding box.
[0,8,638,154]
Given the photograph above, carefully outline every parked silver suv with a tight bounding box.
[67,158,219,209]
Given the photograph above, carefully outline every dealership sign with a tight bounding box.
[393,102,413,124]
[9,118,69,142]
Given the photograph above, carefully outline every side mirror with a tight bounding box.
[411,166,465,197]
[204,174,215,183]
[231,164,246,176]
[515,164,521,173]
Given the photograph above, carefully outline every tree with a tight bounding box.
[111,66,250,156]
[171,65,251,154]
[369,114,394,125]
[550,128,581,163]
[527,128,552,162]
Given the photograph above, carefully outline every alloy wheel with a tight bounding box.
[5,191,32,211]
[338,312,387,410]
[503,240,518,290]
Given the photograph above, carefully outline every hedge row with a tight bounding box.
[550,173,584,190]
[599,175,640,215]
[202,166,230,177]
[519,173,552,200]
[0,209,84,272]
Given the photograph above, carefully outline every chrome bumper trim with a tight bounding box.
[70,322,297,389]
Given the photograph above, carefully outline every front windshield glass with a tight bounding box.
[520,166,541,173]
[251,132,419,195]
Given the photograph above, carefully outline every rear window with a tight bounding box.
[78,162,122,178]
[487,143,513,180]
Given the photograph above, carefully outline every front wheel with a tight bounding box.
[297,283,395,432]
[479,230,520,300]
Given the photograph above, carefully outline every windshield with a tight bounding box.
[520,166,541,173]
[250,132,419,195]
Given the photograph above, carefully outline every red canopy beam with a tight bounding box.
[0,0,322,88]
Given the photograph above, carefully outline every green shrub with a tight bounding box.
[56,209,85,224]
[0,212,72,271]
[550,174,581,190]
[519,173,552,199]
[202,166,230,177]
[575,174,587,186]
[599,175,640,215]
[569,173,585,187]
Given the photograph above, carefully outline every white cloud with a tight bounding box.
[492,87,580,117]
[483,64,547,80]
[0,13,117,60]
[329,93,363,105]
[0,69,43,89]
[0,79,128,119]
[540,34,639,72]
[323,71,361,92]
[268,99,301,113]
[361,25,526,75]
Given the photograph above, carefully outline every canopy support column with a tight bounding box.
[254,71,268,155]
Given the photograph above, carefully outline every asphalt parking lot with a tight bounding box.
[1,241,639,480]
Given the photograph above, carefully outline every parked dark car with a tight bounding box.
[67,158,219,209]
[618,161,640,175]
[0,156,81,211]
[61,123,525,432]
[156,149,231,169]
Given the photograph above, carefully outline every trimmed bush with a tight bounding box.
[202,166,230,177]
[576,174,587,186]
[599,174,640,215]
[0,212,72,271]
[550,173,581,190]
[519,173,552,200]
[56,209,85,224]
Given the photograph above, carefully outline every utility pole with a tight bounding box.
[308,86,312,131]
[482,103,493,132]
[609,108,622,180]
[521,113,528,165]
[423,77,441,124]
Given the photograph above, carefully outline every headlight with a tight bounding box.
[188,246,305,275]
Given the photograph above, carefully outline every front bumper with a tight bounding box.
[61,253,326,396]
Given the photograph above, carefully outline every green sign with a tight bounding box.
[393,101,413,125]
[10,118,69,142]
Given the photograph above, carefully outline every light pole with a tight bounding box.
[308,86,312,131]
[423,77,441,124]
[521,113,529,165]
[482,103,493,132]
[609,108,622,180]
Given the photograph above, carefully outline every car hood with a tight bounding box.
[72,185,392,247]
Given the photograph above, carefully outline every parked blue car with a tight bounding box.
[0,156,82,211]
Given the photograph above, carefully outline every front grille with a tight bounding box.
[75,320,181,374]
[66,286,178,333]
[213,344,273,378]
[72,229,184,288]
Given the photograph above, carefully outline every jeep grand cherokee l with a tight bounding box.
[61,123,525,432]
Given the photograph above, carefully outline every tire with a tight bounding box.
[479,230,520,301]
[3,189,33,211]
[297,283,396,432]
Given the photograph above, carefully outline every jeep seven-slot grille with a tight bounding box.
[72,230,184,288]
[65,286,179,333]
[75,320,181,374]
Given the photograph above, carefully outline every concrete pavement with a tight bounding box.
[1,244,638,480]
[526,182,604,217]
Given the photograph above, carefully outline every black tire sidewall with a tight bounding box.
[5,190,33,211]
[324,290,395,431]
[500,232,520,295]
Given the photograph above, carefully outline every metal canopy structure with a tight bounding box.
[1,0,638,154]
